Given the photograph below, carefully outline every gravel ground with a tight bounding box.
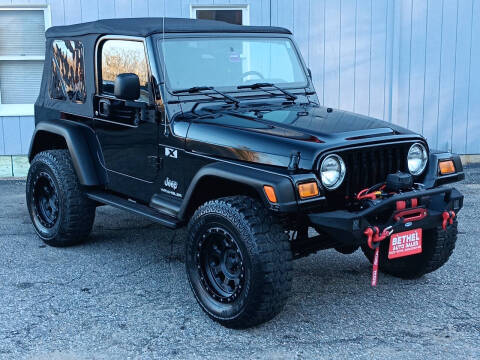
[1,167,479,359]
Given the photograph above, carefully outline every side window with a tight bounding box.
[100,39,149,102]
[50,40,86,103]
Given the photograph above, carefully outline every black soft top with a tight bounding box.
[45,17,291,38]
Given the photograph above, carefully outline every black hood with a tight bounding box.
[182,102,423,170]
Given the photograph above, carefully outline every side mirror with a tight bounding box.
[114,73,140,101]
[307,68,312,80]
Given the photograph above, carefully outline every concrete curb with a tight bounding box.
[0,177,27,181]
[0,156,29,177]
[460,155,480,166]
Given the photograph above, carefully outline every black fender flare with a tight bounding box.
[28,119,106,186]
[177,161,298,219]
[422,151,465,188]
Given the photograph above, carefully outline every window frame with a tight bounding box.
[95,35,152,104]
[190,4,249,25]
[0,5,51,116]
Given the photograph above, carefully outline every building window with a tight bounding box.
[0,7,50,115]
[99,39,149,102]
[50,40,86,103]
[191,5,249,25]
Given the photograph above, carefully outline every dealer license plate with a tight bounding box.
[388,228,423,259]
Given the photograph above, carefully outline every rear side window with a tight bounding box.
[50,40,86,103]
[99,39,149,101]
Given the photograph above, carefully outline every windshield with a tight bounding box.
[159,37,308,92]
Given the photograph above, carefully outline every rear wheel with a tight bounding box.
[361,221,458,279]
[185,196,293,328]
[26,150,96,247]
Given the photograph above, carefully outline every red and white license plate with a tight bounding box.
[388,228,423,259]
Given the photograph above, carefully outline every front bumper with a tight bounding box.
[308,186,463,246]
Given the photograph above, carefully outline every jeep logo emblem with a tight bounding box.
[164,177,178,190]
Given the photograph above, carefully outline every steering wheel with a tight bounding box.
[241,71,265,81]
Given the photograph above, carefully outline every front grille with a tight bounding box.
[329,143,412,200]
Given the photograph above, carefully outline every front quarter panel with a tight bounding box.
[178,161,298,219]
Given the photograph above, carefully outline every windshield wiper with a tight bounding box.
[172,86,240,106]
[237,82,297,101]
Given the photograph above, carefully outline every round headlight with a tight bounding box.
[407,143,428,175]
[319,154,346,190]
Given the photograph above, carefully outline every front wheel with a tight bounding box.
[185,196,293,328]
[361,220,458,279]
[26,150,96,247]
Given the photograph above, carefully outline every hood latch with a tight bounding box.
[288,151,301,172]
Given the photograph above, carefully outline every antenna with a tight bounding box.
[162,1,169,136]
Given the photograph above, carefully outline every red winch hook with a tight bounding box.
[364,225,393,287]
[364,226,393,251]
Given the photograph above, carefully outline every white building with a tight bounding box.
[0,0,479,176]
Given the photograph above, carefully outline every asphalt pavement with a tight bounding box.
[1,168,479,359]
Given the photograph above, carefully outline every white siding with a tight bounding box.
[0,116,34,155]
[271,0,480,154]
[1,0,479,154]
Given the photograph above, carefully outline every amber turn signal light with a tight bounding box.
[439,160,455,175]
[298,182,319,199]
[263,185,278,203]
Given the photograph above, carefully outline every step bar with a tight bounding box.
[86,191,181,229]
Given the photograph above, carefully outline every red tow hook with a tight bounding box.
[364,226,393,287]
[442,211,456,231]
[364,226,377,250]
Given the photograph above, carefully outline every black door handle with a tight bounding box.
[98,98,111,117]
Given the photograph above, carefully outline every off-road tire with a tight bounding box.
[26,150,96,247]
[185,196,293,328]
[361,220,458,279]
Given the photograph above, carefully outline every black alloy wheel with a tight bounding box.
[197,226,245,303]
[32,171,59,229]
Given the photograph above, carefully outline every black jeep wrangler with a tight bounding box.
[27,18,464,328]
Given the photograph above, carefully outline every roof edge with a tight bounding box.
[45,17,292,38]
